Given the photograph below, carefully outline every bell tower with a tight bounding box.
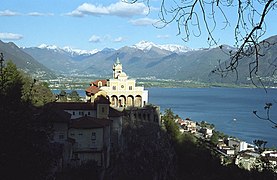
[113,57,122,79]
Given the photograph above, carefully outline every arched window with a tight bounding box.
[98,81,102,87]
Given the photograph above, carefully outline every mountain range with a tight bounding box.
[1,36,277,85]
[0,40,55,79]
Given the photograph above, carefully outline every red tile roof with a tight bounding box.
[41,104,71,123]
[70,116,111,129]
[85,86,100,94]
[90,79,108,87]
[47,102,96,110]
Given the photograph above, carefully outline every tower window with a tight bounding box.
[91,132,96,140]
[113,86,116,90]
[129,86,132,90]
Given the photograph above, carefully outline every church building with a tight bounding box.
[86,57,148,108]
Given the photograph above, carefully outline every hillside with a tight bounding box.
[0,40,55,79]
[209,35,277,85]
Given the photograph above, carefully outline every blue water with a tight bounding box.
[148,87,277,147]
[52,88,277,147]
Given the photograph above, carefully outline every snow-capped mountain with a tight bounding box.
[37,44,99,56]
[62,46,99,56]
[38,44,59,50]
[132,40,193,53]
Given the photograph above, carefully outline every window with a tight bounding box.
[91,132,96,140]
[88,112,91,115]
[101,107,105,113]
[121,85,124,88]
[73,153,79,159]
[72,111,75,115]
[112,86,116,90]
[78,133,83,136]
[70,133,75,136]
[129,86,132,90]
[91,132,96,148]
[59,134,64,140]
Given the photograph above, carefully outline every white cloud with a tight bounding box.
[0,10,54,17]
[113,37,124,43]
[89,35,101,43]
[67,1,148,17]
[157,34,170,39]
[0,32,23,40]
[0,10,20,16]
[129,17,158,26]
[28,12,54,16]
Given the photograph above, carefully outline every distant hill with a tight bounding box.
[0,40,55,79]
[208,35,277,85]
[18,35,277,85]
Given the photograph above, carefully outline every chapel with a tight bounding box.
[85,57,148,108]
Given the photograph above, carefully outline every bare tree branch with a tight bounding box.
[124,0,277,127]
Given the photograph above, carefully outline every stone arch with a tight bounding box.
[127,95,134,107]
[119,95,126,107]
[134,95,142,107]
[111,95,118,107]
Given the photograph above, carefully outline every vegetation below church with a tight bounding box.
[0,61,59,179]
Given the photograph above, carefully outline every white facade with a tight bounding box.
[69,121,111,168]
[228,138,249,152]
[100,57,148,108]
[64,110,96,119]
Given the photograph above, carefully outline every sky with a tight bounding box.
[0,0,276,51]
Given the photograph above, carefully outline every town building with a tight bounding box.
[69,116,111,168]
[179,118,197,133]
[228,138,249,152]
[44,95,123,168]
[200,127,213,138]
[86,57,148,108]
[235,150,262,171]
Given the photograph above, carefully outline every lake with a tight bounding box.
[53,88,277,147]
[148,87,277,147]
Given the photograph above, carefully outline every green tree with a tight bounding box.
[0,60,58,179]
[253,139,268,152]
[1,61,24,109]
[68,90,80,102]
[22,77,55,106]
[58,90,68,102]
[162,108,181,141]
[210,132,220,146]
